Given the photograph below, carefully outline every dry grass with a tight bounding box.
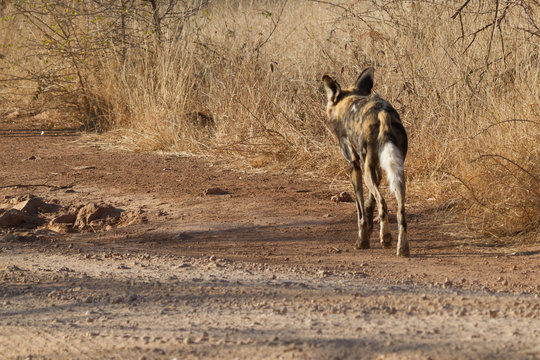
[0,0,538,241]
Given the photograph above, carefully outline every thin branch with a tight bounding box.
[458,12,465,41]
[463,21,494,53]
[485,0,499,66]
[451,0,472,19]
[472,154,540,184]
[193,41,227,62]
[517,27,540,37]
[233,99,294,147]
[437,170,491,212]
[468,119,540,139]
[306,0,354,16]
[254,0,288,54]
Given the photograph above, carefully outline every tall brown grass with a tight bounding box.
[1,0,538,241]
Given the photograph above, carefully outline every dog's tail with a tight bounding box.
[378,111,404,196]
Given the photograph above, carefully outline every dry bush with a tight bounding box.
[0,0,538,240]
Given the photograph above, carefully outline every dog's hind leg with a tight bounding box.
[363,152,392,249]
[394,179,409,257]
[350,162,372,249]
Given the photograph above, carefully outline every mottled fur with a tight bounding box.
[323,68,409,256]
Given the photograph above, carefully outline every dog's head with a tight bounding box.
[322,67,374,119]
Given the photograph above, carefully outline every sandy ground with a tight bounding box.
[0,116,539,359]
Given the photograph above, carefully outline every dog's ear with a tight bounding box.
[354,67,374,95]
[322,75,341,104]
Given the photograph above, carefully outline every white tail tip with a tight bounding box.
[379,143,404,195]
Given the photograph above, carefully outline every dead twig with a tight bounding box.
[451,0,472,19]
[254,0,288,55]
[437,170,502,215]
[472,154,540,184]
[468,119,540,139]
[485,0,500,66]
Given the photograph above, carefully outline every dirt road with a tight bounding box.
[1,119,539,359]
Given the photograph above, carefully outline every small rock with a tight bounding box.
[331,191,354,203]
[83,296,94,304]
[183,337,194,345]
[195,333,208,343]
[127,294,138,302]
[488,309,499,318]
[317,269,331,278]
[213,337,225,345]
[73,166,96,171]
[13,197,55,215]
[203,187,229,196]
[443,279,453,288]
[48,222,73,233]
[111,296,124,304]
[118,208,147,227]
[0,209,40,228]
[6,109,19,119]
[330,246,342,254]
[274,306,287,315]
[157,210,168,217]
[50,214,76,226]
[74,203,122,230]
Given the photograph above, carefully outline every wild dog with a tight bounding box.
[322,67,409,256]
